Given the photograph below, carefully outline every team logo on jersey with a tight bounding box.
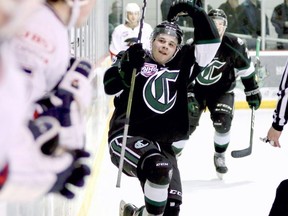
[141,63,158,77]
[196,60,225,85]
[134,139,150,149]
[143,69,179,114]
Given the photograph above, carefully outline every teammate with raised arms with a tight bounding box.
[186,9,261,178]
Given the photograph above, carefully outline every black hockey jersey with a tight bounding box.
[194,33,255,98]
[103,8,221,144]
[105,47,196,144]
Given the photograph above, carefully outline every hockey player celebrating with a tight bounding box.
[103,0,220,215]
[109,2,153,59]
[187,9,262,177]
[0,0,90,201]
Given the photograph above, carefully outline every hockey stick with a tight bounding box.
[231,107,255,158]
[116,0,147,188]
[231,37,261,158]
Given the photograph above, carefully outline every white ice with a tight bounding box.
[86,97,288,216]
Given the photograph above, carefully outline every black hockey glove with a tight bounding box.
[167,0,201,22]
[187,92,201,135]
[242,74,262,110]
[245,88,262,110]
[188,92,200,115]
[119,43,145,87]
[50,149,91,199]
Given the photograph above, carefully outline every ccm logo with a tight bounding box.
[169,189,182,196]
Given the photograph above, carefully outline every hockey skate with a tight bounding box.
[119,200,144,216]
[214,152,228,179]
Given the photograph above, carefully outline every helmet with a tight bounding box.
[208,9,227,26]
[151,21,183,45]
[125,3,140,24]
[125,3,140,13]
[0,0,42,40]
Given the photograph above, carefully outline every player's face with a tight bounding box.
[212,18,226,39]
[127,12,140,26]
[151,34,178,65]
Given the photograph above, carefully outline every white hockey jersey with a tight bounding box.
[9,4,70,104]
[0,44,75,202]
[109,22,153,57]
[0,43,28,167]
[7,3,87,150]
[0,43,55,202]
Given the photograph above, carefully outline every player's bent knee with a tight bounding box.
[213,114,232,133]
[140,153,172,185]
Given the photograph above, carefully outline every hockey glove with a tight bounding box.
[49,149,91,199]
[0,116,89,202]
[35,88,86,150]
[242,74,262,110]
[188,92,199,114]
[58,57,93,114]
[28,116,60,155]
[167,0,201,22]
[187,92,201,135]
[119,43,145,87]
[35,57,93,150]
[245,88,262,110]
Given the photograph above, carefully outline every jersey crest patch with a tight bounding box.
[143,69,179,114]
[141,63,158,77]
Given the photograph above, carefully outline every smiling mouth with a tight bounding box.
[159,50,167,55]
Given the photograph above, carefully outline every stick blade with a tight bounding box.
[231,148,252,158]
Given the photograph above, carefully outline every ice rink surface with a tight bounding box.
[87,94,288,216]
